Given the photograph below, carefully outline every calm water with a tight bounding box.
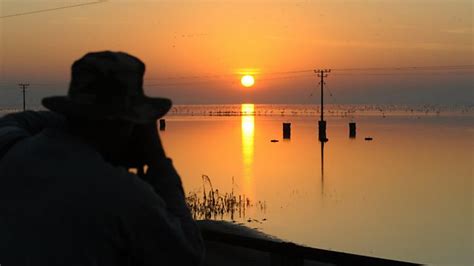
[160,104,473,265]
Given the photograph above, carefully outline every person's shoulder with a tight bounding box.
[0,110,65,129]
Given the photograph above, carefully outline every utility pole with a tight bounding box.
[18,83,29,111]
[314,69,330,142]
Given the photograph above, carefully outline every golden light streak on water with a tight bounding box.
[241,104,255,201]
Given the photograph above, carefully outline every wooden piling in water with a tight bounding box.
[283,123,291,139]
[159,119,166,131]
[318,120,327,142]
[349,122,356,138]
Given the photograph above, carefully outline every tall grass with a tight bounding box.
[185,175,266,222]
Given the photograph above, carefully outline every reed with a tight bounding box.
[185,175,266,221]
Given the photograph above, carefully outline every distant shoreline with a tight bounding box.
[1,103,473,118]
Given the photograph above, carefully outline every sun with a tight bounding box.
[241,75,255,87]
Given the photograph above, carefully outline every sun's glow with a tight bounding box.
[241,75,255,87]
[241,103,255,116]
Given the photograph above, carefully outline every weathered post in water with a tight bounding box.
[283,123,291,139]
[349,122,356,138]
[159,119,166,131]
[318,120,327,141]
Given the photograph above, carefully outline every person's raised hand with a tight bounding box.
[129,122,167,165]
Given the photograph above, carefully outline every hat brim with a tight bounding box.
[42,96,172,124]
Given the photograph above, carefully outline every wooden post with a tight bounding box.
[318,120,327,142]
[283,123,291,139]
[159,119,166,131]
[349,122,356,138]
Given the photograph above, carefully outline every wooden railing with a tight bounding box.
[201,228,421,266]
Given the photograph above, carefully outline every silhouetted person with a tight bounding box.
[0,51,204,265]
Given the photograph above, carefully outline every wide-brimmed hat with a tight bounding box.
[42,51,171,123]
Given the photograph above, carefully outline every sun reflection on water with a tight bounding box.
[241,104,256,201]
[241,104,255,176]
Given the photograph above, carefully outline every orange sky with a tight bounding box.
[1,0,473,106]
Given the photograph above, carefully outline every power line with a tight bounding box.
[145,69,473,86]
[330,71,474,76]
[0,1,107,19]
[332,65,474,72]
[1,64,472,88]
[144,64,474,82]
